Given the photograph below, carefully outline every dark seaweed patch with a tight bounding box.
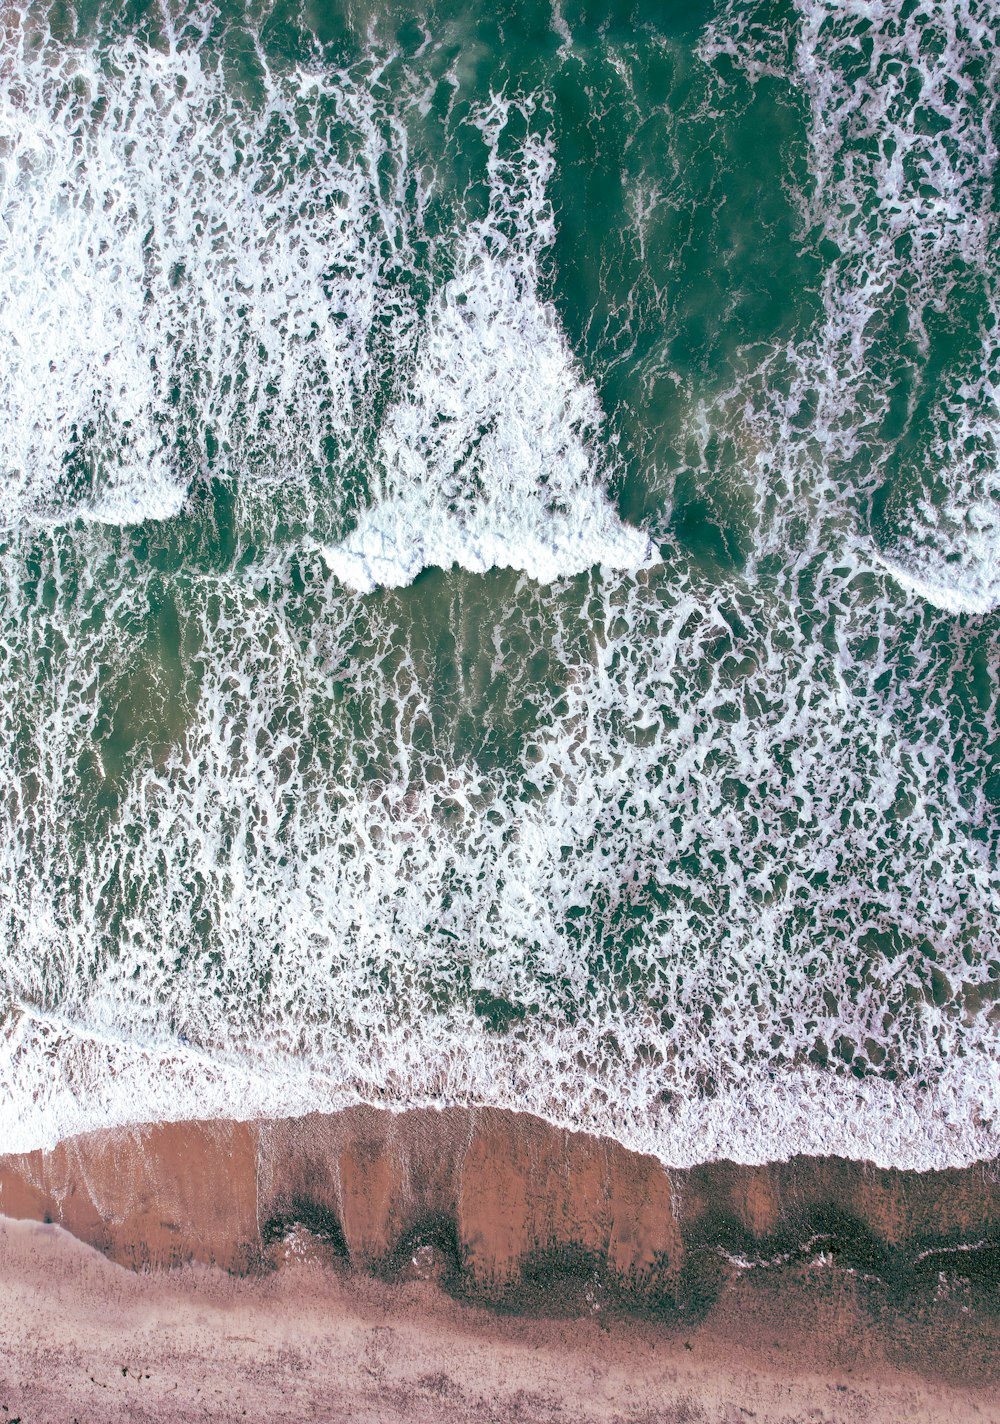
[375,1211,465,1291]
[260,1197,349,1258]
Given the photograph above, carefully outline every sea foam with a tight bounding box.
[1,540,996,1167]
[701,0,1000,607]
[320,103,651,589]
[0,22,646,586]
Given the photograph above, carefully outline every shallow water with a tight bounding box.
[1,0,998,1164]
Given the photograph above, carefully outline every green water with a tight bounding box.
[0,0,997,1165]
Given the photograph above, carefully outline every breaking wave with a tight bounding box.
[0,17,645,582]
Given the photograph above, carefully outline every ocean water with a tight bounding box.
[1,0,998,1166]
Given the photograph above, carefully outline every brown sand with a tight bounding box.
[0,1214,996,1424]
[0,1108,997,1421]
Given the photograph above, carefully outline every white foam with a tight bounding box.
[699,0,1000,596]
[875,525,1000,616]
[2,540,997,1167]
[1,999,996,1169]
[0,30,644,588]
[0,30,410,527]
[321,507,649,592]
[790,0,1000,609]
[322,116,650,590]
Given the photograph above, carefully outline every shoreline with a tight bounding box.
[1,1107,998,1420]
[0,1107,996,1415]
[5,1004,997,1168]
[1,1106,997,1293]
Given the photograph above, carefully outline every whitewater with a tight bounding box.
[1,0,998,1167]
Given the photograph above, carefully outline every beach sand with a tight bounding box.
[0,1108,996,1421]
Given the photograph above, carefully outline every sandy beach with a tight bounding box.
[0,1108,996,1421]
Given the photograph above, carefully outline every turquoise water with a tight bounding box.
[0,0,998,1164]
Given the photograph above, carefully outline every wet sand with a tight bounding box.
[0,1108,997,1421]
